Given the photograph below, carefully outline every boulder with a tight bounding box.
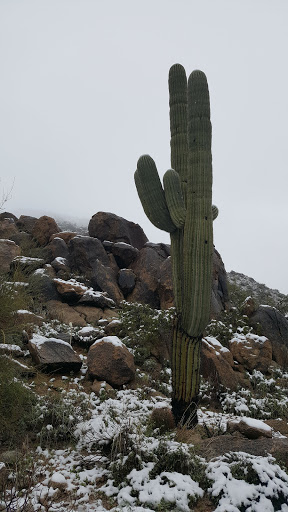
[0,239,20,273]
[211,248,230,317]
[227,417,272,439]
[73,326,104,348]
[73,305,117,324]
[90,259,123,304]
[145,242,171,259]
[248,305,288,366]
[104,319,122,336]
[51,257,70,275]
[30,265,59,301]
[88,212,148,250]
[201,337,248,391]
[127,247,164,308]
[46,300,87,326]
[78,289,116,309]
[118,268,136,296]
[87,336,135,386]
[197,435,288,465]
[14,310,44,327]
[28,334,82,373]
[50,231,77,244]
[0,211,18,222]
[10,255,45,274]
[229,333,273,373]
[241,296,257,317]
[158,257,174,310]
[16,215,38,233]
[46,237,69,262]
[68,235,110,272]
[32,216,60,246]
[53,278,87,303]
[0,219,19,239]
[103,241,139,268]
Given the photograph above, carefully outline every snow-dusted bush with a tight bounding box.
[206,451,288,511]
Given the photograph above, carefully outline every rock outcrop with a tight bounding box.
[248,305,288,367]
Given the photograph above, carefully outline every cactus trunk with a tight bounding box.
[171,316,202,425]
[135,64,217,426]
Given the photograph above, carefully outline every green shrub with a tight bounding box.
[0,355,36,446]
[150,441,210,490]
[32,390,90,447]
[0,270,35,344]
[206,307,252,348]
[119,301,174,365]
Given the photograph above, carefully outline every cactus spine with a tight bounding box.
[135,64,218,425]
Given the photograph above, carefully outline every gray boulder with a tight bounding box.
[248,305,288,366]
[28,334,82,373]
[103,240,139,268]
[68,235,110,272]
[118,268,136,296]
[0,239,20,273]
[88,211,148,250]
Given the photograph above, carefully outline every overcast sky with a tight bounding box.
[1,0,288,294]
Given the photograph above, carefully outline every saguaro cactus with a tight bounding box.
[134,64,218,425]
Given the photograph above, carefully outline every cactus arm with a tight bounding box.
[134,155,176,233]
[169,64,188,188]
[163,169,186,228]
[212,205,219,220]
[180,69,213,338]
[168,64,188,315]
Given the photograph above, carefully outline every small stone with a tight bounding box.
[50,472,68,490]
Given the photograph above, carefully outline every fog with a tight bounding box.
[1,0,288,293]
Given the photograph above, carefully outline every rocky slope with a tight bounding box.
[1,210,288,512]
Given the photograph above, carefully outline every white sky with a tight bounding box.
[1,0,288,294]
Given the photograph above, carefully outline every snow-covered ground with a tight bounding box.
[2,370,288,512]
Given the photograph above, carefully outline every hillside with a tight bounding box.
[0,211,288,512]
[228,270,288,312]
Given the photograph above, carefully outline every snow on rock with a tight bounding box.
[92,335,124,348]
[87,336,135,387]
[49,471,68,490]
[204,336,231,354]
[229,333,272,373]
[0,343,25,356]
[227,417,272,439]
[28,334,82,373]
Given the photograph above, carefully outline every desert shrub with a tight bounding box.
[220,372,288,420]
[148,407,175,434]
[150,440,210,490]
[32,390,90,447]
[206,307,252,349]
[207,452,288,510]
[119,301,174,365]
[0,274,33,344]
[0,356,36,446]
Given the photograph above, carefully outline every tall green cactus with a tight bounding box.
[135,64,218,425]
